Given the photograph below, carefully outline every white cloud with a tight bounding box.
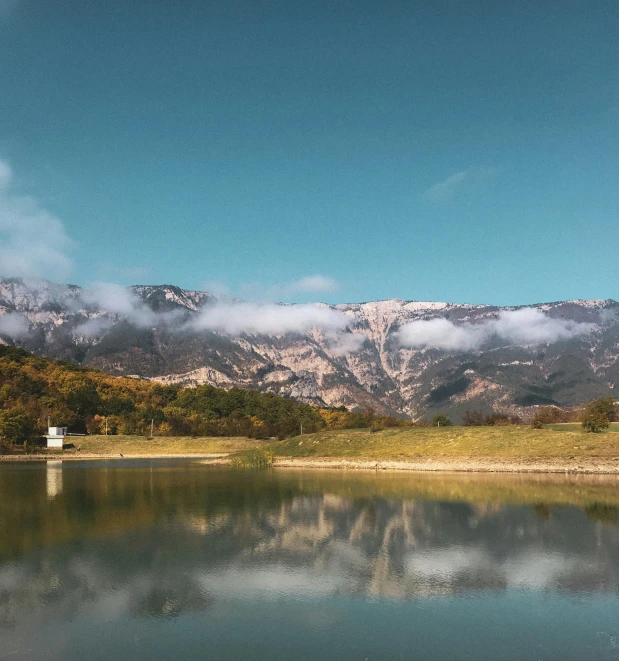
[0,159,74,280]
[424,167,496,202]
[291,275,339,294]
[73,317,115,338]
[397,307,595,352]
[238,274,340,301]
[398,317,486,351]
[492,307,594,345]
[190,301,349,336]
[200,280,231,298]
[0,312,29,338]
[79,283,150,320]
[328,331,368,357]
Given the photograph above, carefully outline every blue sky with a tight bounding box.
[1,0,618,305]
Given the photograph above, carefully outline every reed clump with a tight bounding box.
[230,449,273,468]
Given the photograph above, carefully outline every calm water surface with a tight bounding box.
[1,460,619,660]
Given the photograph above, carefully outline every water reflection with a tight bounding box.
[1,463,619,660]
[45,462,63,500]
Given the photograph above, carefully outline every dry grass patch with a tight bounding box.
[270,426,619,461]
[72,435,262,455]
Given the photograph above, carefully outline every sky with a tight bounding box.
[1,0,619,306]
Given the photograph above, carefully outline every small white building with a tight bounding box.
[46,426,68,449]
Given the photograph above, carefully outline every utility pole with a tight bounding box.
[300,423,303,436]
[151,418,154,439]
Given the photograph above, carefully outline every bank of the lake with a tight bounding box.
[3,425,619,473]
[266,425,619,474]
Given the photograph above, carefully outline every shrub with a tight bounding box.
[432,414,452,427]
[463,409,486,426]
[581,411,610,433]
[486,412,511,426]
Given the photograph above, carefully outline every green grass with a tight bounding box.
[268,425,619,462]
[35,424,619,464]
[64,435,263,455]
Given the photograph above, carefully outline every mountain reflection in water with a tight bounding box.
[1,461,618,660]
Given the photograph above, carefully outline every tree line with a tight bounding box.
[0,347,408,448]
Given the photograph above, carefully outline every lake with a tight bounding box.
[1,460,619,660]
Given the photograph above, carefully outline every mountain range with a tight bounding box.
[0,278,617,422]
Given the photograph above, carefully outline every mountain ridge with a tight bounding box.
[1,278,617,421]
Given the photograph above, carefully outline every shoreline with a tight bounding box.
[2,453,619,474]
[268,457,619,475]
[0,453,228,462]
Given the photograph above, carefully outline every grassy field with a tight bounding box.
[64,435,262,455]
[28,424,619,467]
[269,425,619,462]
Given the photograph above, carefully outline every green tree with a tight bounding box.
[0,407,38,446]
[66,382,102,418]
[583,396,617,423]
[581,410,610,433]
[432,414,452,427]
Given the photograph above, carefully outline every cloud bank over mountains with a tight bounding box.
[0,158,357,347]
[397,307,596,351]
[0,158,605,355]
[69,282,366,354]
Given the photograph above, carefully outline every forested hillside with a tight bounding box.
[0,347,402,446]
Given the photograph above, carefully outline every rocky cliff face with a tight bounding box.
[1,278,618,420]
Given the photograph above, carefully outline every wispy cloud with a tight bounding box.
[424,167,497,203]
[328,330,367,356]
[0,312,29,339]
[238,274,339,302]
[397,307,595,351]
[75,282,186,329]
[0,159,74,280]
[290,275,339,294]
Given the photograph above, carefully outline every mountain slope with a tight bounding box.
[1,278,617,420]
